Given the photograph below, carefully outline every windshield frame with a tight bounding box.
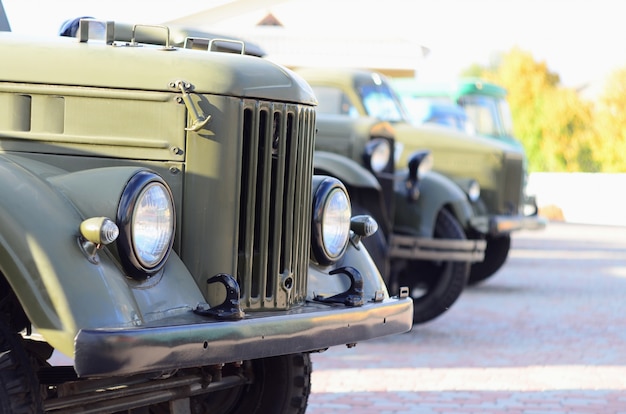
[354,74,407,122]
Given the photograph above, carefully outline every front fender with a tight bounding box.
[393,170,474,237]
[307,238,390,302]
[314,151,392,234]
[0,155,204,357]
[314,151,381,191]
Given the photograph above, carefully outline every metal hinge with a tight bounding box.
[170,80,211,132]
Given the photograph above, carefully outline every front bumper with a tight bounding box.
[388,234,486,262]
[74,297,413,378]
[470,213,547,236]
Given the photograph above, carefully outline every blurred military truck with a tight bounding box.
[295,68,488,324]
[0,19,413,414]
[296,68,545,289]
[393,76,546,282]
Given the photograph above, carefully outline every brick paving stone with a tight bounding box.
[306,223,626,414]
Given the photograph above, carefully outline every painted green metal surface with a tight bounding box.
[0,32,316,104]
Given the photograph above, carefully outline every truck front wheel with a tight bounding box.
[188,353,311,414]
[468,234,511,285]
[0,319,43,414]
[396,208,470,324]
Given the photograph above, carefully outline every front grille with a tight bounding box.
[237,101,315,310]
[500,154,524,215]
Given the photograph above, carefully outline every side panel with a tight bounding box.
[393,170,474,237]
[0,85,185,162]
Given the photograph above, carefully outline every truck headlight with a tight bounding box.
[363,138,391,173]
[117,170,175,279]
[311,176,352,265]
[454,178,481,202]
[467,179,481,202]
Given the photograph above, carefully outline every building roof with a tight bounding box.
[162,1,428,77]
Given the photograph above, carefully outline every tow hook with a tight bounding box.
[314,266,364,307]
[194,273,245,320]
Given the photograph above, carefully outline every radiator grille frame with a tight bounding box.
[237,100,316,310]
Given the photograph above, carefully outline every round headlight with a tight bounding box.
[133,183,174,267]
[117,171,175,278]
[418,152,434,175]
[467,180,481,202]
[311,176,352,265]
[364,138,391,173]
[322,189,351,257]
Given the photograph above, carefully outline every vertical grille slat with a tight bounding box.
[281,113,297,280]
[238,108,259,303]
[296,109,315,296]
[254,107,272,299]
[238,100,315,310]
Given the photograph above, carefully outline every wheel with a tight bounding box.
[468,234,512,285]
[396,208,470,324]
[182,353,311,414]
[0,318,43,414]
[352,203,389,279]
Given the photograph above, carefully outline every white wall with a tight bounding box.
[527,173,626,227]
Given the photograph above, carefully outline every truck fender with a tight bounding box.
[314,151,381,191]
[0,155,203,357]
[313,151,390,236]
[394,169,474,237]
[308,238,391,302]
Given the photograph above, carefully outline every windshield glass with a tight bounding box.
[458,95,501,137]
[356,79,405,122]
[497,98,515,136]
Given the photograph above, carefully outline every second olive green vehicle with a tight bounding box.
[295,67,545,320]
[296,69,488,324]
[0,20,413,414]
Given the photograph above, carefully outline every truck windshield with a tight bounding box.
[357,83,405,122]
[458,95,514,138]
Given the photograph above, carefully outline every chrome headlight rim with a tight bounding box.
[117,170,175,279]
[311,176,352,265]
[363,138,392,174]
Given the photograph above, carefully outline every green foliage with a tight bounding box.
[472,47,616,172]
[590,68,626,172]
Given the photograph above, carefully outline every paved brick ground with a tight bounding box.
[306,222,626,413]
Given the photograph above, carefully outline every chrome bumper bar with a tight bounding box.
[388,234,486,262]
[74,297,413,378]
[471,213,548,236]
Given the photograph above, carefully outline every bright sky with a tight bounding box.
[3,0,625,88]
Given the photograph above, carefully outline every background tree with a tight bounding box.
[591,68,626,172]
[470,47,599,172]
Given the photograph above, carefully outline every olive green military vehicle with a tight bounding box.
[0,20,413,414]
[296,67,544,289]
[294,70,487,324]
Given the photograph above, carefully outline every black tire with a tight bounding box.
[352,203,390,279]
[0,319,43,414]
[185,353,311,414]
[468,234,512,285]
[397,209,470,324]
